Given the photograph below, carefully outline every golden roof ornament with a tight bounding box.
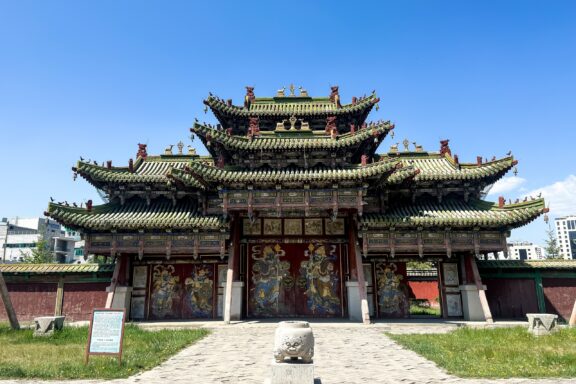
[289,83,295,96]
[177,141,184,155]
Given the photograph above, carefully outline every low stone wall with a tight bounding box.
[0,264,113,322]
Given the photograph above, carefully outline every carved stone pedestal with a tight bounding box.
[267,359,315,384]
[527,313,558,336]
[33,316,65,337]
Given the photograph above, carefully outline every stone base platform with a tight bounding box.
[33,316,65,337]
[266,358,315,384]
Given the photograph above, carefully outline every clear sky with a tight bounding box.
[0,1,574,246]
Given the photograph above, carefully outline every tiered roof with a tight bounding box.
[47,85,545,235]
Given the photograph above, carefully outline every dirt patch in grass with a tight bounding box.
[388,326,576,378]
[0,324,209,379]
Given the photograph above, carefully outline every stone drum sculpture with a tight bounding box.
[273,321,315,363]
[269,321,315,384]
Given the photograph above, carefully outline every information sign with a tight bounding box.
[85,308,126,365]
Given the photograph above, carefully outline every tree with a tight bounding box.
[544,224,562,259]
[22,237,54,264]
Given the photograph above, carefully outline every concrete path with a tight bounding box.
[3,322,575,384]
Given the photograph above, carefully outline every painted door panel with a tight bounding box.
[248,243,343,318]
[147,263,218,320]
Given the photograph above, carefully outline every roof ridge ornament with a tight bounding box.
[329,86,341,108]
[244,86,255,109]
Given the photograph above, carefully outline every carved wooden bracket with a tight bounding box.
[193,232,199,260]
[473,229,480,257]
[390,227,396,258]
[445,228,452,258]
[417,228,424,258]
[220,239,226,260]
[138,233,144,261]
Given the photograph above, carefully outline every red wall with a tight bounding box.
[62,283,109,321]
[407,281,439,305]
[0,282,108,322]
[0,283,57,321]
[543,278,576,321]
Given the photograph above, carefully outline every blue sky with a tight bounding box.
[0,1,574,245]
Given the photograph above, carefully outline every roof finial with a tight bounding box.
[244,86,255,108]
[402,138,410,151]
[177,141,184,155]
[289,83,295,96]
[439,139,451,157]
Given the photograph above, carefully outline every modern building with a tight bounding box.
[555,216,576,259]
[0,217,82,263]
[506,242,544,260]
[46,85,548,322]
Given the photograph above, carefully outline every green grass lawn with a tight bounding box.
[409,304,441,316]
[388,326,576,378]
[0,324,209,379]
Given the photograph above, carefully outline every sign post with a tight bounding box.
[85,308,126,366]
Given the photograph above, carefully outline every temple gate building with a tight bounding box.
[46,86,547,322]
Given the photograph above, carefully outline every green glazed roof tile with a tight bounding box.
[361,197,546,229]
[204,93,378,118]
[192,121,393,152]
[380,153,516,183]
[75,156,210,188]
[47,198,225,231]
[172,159,404,187]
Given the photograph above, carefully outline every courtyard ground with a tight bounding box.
[1,321,575,384]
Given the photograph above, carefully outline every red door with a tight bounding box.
[248,242,343,318]
[147,263,217,320]
[375,262,409,318]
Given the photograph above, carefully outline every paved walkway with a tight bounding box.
[3,322,576,384]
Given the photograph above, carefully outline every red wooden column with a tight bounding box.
[105,254,129,308]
